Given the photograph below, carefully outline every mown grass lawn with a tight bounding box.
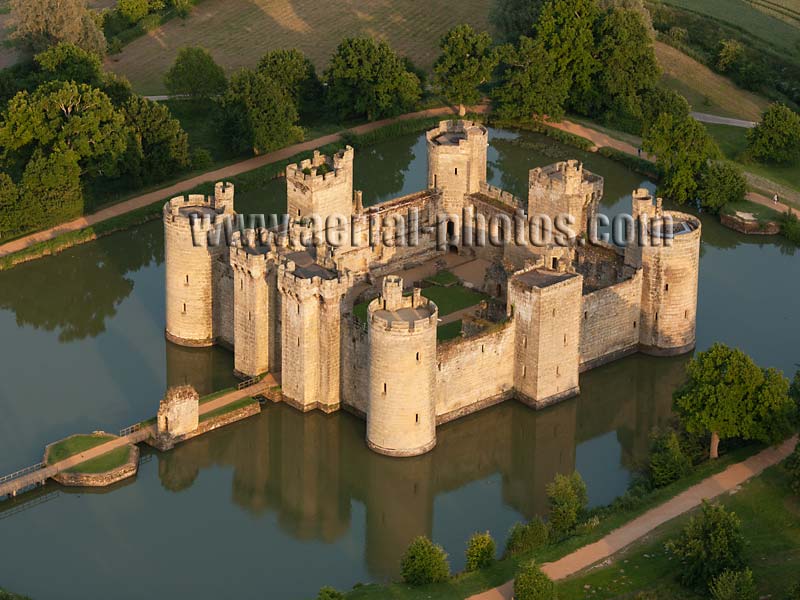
[46,434,117,465]
[704,123,800,195]
[437,320,463,342]
[66,446,132,474]
[199,397,257,422]
[557,462,800,600]
[421,285,487,317]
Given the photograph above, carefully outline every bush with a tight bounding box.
[649,429,693,488]
[709,569,757,600]
[400,536,450,586]
[747,103,800,165]
[316,587,345,600]
[786,441,800,496]
[546,472,588,538]
[666,501,745,590]
[789,581,800,600]
[164,46,227,99]
[699,162,747,214]
[504,517,551,557]
[514,561,556,600]
[191,148,213,170]
[465,531,496,571]
[782,211,800,246]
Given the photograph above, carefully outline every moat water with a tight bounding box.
[0,128,798,600]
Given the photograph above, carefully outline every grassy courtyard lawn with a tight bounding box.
[704,124,800,195]
[421,286,487,317]
[425,270,459,287]
[199,386,237,405]
[65,446,132,474]
[655,42,769,121]
[199,397,257,422]
[46,434,117,465]
[557,462,800,600]
[340,444,763,600]
[437,320,463,342]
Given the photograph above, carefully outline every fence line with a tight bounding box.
[0,462,45,485]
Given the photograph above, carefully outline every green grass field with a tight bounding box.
[704,123,800,194]
[65,446,132,474]
[437,320,463,341]
[658,0,800,55]
[557,462,800,599]
[655,42,769,120]
[425,270,459,287]
[105,0,494,95]
[747,0,800,27]
[46,434,117,464]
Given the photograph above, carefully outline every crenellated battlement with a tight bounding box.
[477,182,522,208]
[426,120,488,152]
[529,160,602,195]
[286,147,354,190]
[367,277,438,333]
[229,244,274,277]
[277,260,352,300]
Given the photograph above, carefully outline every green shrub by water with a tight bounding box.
[504,517,551,558]
[513,561,556,600]
[709,569,757,600]
[400,536,450,586]
[465,531,496,572]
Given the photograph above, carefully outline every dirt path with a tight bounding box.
[691,112,757,128]
[0,106,481,259]
[467,435,798,600]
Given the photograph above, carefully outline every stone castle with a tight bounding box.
[163,120,701,457]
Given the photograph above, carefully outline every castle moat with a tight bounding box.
[0,128,798,600]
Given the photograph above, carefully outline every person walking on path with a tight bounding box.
[774,193,780,204]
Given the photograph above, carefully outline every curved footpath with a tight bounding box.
[0,105,486,259]
[467,435,798,600]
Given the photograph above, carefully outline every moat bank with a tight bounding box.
[0,129,798,600]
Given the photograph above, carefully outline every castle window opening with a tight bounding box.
[438,363,442,371]
[655,312,659,321]
[241,279,243,291]
[454,167,458,175]
[633,320,637,329]
[552,308,556,317]
[182,303,186,314]
[556,366,560,376]
[665,283,669,292]
[552,257,558,270]
[481,344,485,353]
[416,352,420,362]
[523,336,527,348]
[297,337,300,347]
[584,311,588,320]
[563,334,567,346]
[685,310,689,319]
[383,382,387,394]
[185,274,189,285]
[415,413,419,424]
[522,366,527,378]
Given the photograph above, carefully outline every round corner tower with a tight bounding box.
[636,193,702,356]
[163,189,233,347]
[427,120,488,214]
[366,276,438,457]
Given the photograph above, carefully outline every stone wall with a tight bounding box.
[528,161,603,237]
[212,256,235,347]
[231,248,272,377]
[427,120,488,215]
[340,317,369,416]
[579,270,643,370]
[286,148,354,220]
[434,322,515,423]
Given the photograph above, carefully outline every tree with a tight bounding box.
[492,36,570,121]
[648,429,692,488]
[588,8,660,118]
[747,103,800,164]
[674,343,794,459]
[324,37,421,121]
[315,587,345,600]
[666,501,745,590]
[514,561,556,600]
[643,113,721,205]
[709,569,757,600]
[535,0,600,113]
[9,0,106,55]
[598,0,654,34]
[490,0,545,43]
[164,47,227,99]
[699,161,747,214]
[0,81,127,177]
[121,96,190,182]
[0,173,20,238]
[34,43,103,87]
[256,49,322,119]
[504,518,550,557]
[20,149,84,224]
[399,536,450,586]
[465,531,496,571]
[546,471,588,537]
[786,441,800,496]
[117,0,150,23]
[218,69,303,155]
[716,40,745,73]
[433,25,497,116]
[639,87,690,131]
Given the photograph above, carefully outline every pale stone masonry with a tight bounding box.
[163,120,702,458]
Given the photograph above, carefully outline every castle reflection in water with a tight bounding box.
[162,340,686,577]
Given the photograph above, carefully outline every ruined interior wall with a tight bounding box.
[579,270,643,370]
[341,318,369,416]
[213,256,234,347]
[434,322,515,423]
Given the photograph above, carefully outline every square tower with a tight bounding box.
[509,266,583,407]
[528,161,603,237]
[286,147,355,222]
[427,120,489,215]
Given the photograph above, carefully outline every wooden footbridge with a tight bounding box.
[0,376,274,500]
